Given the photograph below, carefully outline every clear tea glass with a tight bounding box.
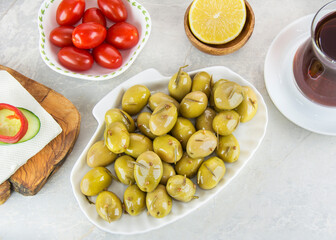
[293,0,336,107]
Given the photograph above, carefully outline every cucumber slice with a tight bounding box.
[17,108,41,143]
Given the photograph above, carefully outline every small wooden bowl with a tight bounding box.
[184,0,255,55]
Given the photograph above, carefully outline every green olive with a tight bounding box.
[175,153,203,178]
[137,112,157,139]
[209,79,229,109]
[171,117,196,149]
[149,102,178,136]
[191,71,212,98]
[197,157,225,190]
[148,92,179,111]
[212,79,229,90]
[104,122,130,154]
[216,134,240,163]
[179,91,208,118]
[153,135,183,164]
[114,155,135,185]
[166,175,196,202]
[134,151,163,192]
[168,66,192,102]
[146,184,172,218]
[122,85,151,116]
[96,191,122,222]
[80,167,113,196]
[86,140,117,168]
[125,133,153,158]
[105,108,135,132]
[160,162,176,185]
[186,130,217,158]
[212,110,240,136]
[235,86,258,122]
[123,185,146,216]
[213,81,244,110]
[195,107,217,132]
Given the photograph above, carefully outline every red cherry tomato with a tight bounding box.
[98,0,127,22]
[49,26,75,47]
[93,43,122,69]
[58,46,93,71]
[72,22,107,49]
[56,0,85,26]
[106,22,139,49]
[82,8,107,27]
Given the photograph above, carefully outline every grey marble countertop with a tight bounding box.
[0,0,336,239]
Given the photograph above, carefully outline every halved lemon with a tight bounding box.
[189,0,246,44]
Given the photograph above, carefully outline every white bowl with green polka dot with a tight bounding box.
[38,0,151,80]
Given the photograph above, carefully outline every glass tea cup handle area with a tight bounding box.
[308,59,324,79]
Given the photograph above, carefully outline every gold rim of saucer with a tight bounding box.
[184,0,255,56]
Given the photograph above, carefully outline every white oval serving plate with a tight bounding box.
[38,0,151,81]
[70,66,268,234]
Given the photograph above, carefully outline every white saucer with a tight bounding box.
[264,14,336,136]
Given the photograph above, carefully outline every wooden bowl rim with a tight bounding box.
[184,0,255,55]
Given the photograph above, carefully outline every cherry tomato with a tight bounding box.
[56,0,85,26]
[72,22,107,49]
[106,22,139,49]
[98,0,127,22]
[82,8,107,27]
[93,43,122,69]
[49,26,75,47]
[58,46,93,71]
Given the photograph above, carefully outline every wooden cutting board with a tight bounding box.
[0,65,81,203]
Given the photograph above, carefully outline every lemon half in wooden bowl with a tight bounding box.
[184,0,255,55]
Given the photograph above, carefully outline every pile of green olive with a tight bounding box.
[80,66,258,222]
